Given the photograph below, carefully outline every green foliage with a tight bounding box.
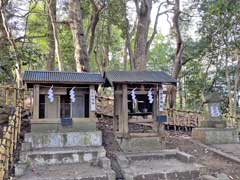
[147,33,173,72]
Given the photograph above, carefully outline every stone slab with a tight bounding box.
[114,150,203,180]
[192,128,239,144]
[19,146,106,166]
[24,131,102,149]
[200,120,226,128]
[14,163,116,180]
[212,144,240,159]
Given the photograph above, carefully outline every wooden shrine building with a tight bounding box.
[104,71,177,138]
[23,70,104,132]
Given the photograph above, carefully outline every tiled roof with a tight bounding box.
[104,71,176,86]
[23,70,104,85]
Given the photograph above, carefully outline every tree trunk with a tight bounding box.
[134,0,152,70]
[69,0,90,72]
[178,78,183,109]
[225,54,234,119]
[232,51,240,126]
[0,0,22,88]
[47,0,64,71]
[46,0,56,71]
[168,0,183,109]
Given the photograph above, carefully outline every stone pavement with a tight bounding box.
[212,144,240,159]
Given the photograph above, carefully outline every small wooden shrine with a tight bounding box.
[104,71,177,138]
[23,70,104,132]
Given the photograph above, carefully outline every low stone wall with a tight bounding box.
[192,128,239,144]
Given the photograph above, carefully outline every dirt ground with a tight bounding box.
[97,117,240,180]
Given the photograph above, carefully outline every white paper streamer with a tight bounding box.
[48,85,54,103]
[70,87,76,103]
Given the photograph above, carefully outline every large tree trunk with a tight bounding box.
[47,0,64,71]
[69,0,90,72]
[0,0,22,88]
[134,0,152,70]
[168,0,183,109]
[225,54,234,119]
[232,51,240,126]
[46,0,56,71]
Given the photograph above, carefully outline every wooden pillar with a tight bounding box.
[122,84,128,135]
[118,86,124,135]
[33,85,39,119]
[113,87,119,133]
[89,85,96,118]
[153,84,159,133]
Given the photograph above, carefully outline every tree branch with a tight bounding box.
[146,1,171,51]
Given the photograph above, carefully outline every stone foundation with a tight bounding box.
[117,136,165,152]
[192,128,239,144]
[112,149,204,180]
[15,131,115,180]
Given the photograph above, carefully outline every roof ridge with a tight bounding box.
[25,70,101,75]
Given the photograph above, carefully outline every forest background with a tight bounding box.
[0,0,240,120]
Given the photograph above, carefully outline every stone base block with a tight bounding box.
[200,120,226,128]
[31,118,97,133]
[192,128,239,144]
[113,149,203,180]
[117,137,165,152]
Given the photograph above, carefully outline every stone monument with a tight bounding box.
[200,92,226,128]
[192,92,239,144]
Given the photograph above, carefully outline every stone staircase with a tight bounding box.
[15,131,115,180]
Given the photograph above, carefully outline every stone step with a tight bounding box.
[24,131,102,149]
[20,146,106,166]
[14,163,116,180]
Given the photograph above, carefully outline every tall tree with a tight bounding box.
[134,0,152,70]
[47,0,64,71]
[69,0,90,72]
[0,0,22,88]
[168,0,183,108]
[46,0,56,70]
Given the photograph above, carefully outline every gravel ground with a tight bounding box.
[97,117,240,180]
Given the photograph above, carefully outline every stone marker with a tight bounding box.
[200,92,226,128]
[192,92,239,144]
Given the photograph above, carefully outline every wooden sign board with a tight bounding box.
[159,89,164,112]
[90,89,96,111]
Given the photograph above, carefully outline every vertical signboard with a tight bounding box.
[159,88,164,112]
[90,88,96,111]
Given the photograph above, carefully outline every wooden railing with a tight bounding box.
[0,87,24,180]
[96,96,204,128]
[165,108,204,130]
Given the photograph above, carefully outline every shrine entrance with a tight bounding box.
[104,71,177,138]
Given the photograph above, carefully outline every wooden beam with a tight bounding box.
[130,132,159,137]
[115,90,157,95]
[33,85,39,119]
[128,119,153,123]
